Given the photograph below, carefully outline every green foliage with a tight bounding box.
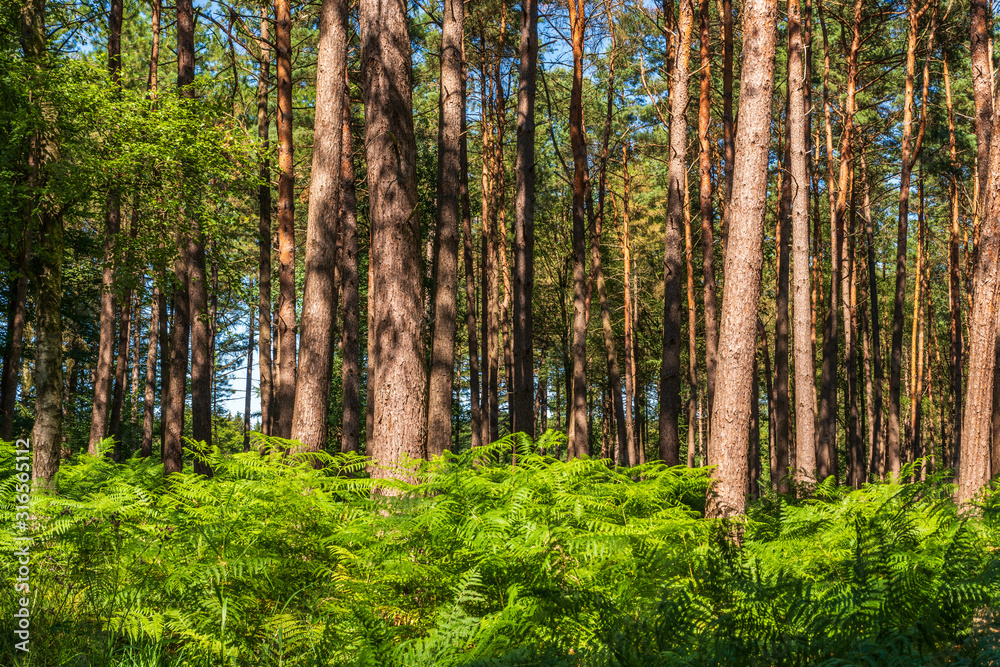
[0,437,998,666]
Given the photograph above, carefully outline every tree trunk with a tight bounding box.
[461,40,482,450]
[291,0,348,454]
[774,90,791,494]
[622,144,638,466]
[109,288,133,449]
[340,85,361,454]
[658,0,693,466]
[273,0,297,439]
[361,0,427,474]
[257,5,274,437]
[684,174,699,468]
[705,0,777,518]
[698,0,718,431]
[425,0,464,455]
[512,0,537,438]
[788,0,816,485]
[141,285,159,457]
[1,232,30,441]
[943,54,963,475]
[89,0,124,454]
[568,0,589,458]
[244,304,254,452]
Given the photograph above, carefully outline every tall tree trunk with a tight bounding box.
[859,154,884,476]
[622,144,638,466]
[684,174,699,468]
[789,0,816,485]
[1,232,30,441]
[698,0,718,432]
[426,0,464,454]
[568,0,589,458]
[846,185,863,486]
[109,288,133,449]
[658,0,693,466]
[360,0,427,474]
[461,40,482,450]
[141,285,159,457]
[89,0,124,454]
[340,85,361,454]
[243,304,254,452]
[257,5,274,437]
[291,0,348,454]
[888,0,931,478]
[943,54,963,475]
[721,0,735,223]
[188,224,212,474]
[512,0,537,438]
[774,91,791,494]
[273,0,297,439]
[705,0,777,518]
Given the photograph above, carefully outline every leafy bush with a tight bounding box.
[0,435,997,666]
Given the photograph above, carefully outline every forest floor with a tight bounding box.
[2,432,999,666]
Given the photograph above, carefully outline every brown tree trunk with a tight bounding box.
[340,86,361,454]
[622,144,638,466]
[243,304,254,452]
[291,0,348,453]
[273,0,296,439]
[859,155,884,476]
[141,285,159,457]
[426,0,464,455]
[658,0,692,466]
[361,0,427,474]
[705,0,777,518]
[188,228,212,474]
[258,5,274,437]
[698,0,718,431]
[512,0,537,438]
[789,0,816,484]
[568,0,589,458]
[109,288,133,448]
[684,174,699,468]
[846,186,863,487]
[1,233,30,441]
[721,0,735,223]
[943,54,963,475]
[89,0,124,454]
[774,88,791,493]
[461,40,482,450]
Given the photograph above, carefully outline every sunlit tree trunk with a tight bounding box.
[943,54,963,474]
[291,0,348,454]
[698,0,718,434]
[461,37,482,450]
[257,6,274,437]
[361,0,427,473]
[706,0,778,518]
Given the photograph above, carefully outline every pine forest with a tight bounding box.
[5,0,1000,662]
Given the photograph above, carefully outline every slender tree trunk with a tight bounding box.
[774,89,792,493]
[568,0,589,458]
[721,0,735,223]
[789,0,816,485]
[291,0,348,454]
[360,0,427,473]
[1,234,30,441]
[340,85,361,454]
[188,227,212,474]
[698,0,718,430]
[243,304,254,452]
[847,185,863,486]
[425,0,464,454]
[89,0,124,454]
[706,0,778,518]
[943,54,963,475]
[461,41,482,450]
[512,0,537,437]
[684,174,699,468]
[273,0,296,439]
[141,285,159,457]
[258,5,274,437]
[622,145,638,466]
[859,154,884,476]
[658,0,693,466]
[109,288,133,448]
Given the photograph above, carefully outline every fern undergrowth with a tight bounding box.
[1,433,998,666]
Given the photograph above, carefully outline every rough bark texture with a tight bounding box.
[774,90,791,493]
[622,144,638,466]
[684,175,699,468]
[426,0,464,455]
[1,231,30,441]
[273,0,296,439]
[658,0,693,467]
[568,0,589,458]
[109,288,133,447]
[88,0,124,454]
[291,0,348,453]
[340,87,361,454]
[360,0,427,475]
[705,0,777,518]
[788,0,816,485]
[141,286,159,457]
[698,0,718,430]
[461,46,482,451]
[257,6,273,437]
[943,55,963,474]
[188,209,212,473]
[512,0,537,438]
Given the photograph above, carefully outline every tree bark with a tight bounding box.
[658,0,693,466]
[698,0,718,431]
[257,5,274,437]
[1,231,30,441]
[140,285,159,457]
[273,0,297,439]
[340,86,361,454]
[705,0,778,518]
[943,54,963,475]
[568,0,589,458]
[622,144,638,466]
[244,304,254,452]
[461,40,482,450]
[774,89,791,493]
[684,174,699,468]
[361,0,427,474]
[512,0,537,438]
[88,0,124,454]
[291,0,348,454]
[788,0,816,485]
